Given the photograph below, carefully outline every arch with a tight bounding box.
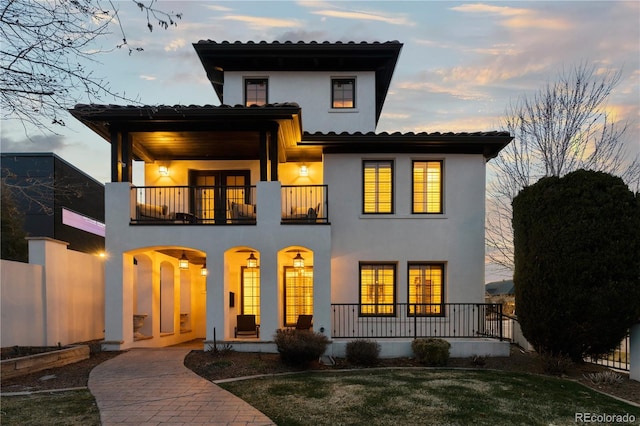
[278,245,315,327]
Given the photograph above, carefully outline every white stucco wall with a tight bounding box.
[1,238,105,347]
[324,153,487,305]
[224,71,377,133]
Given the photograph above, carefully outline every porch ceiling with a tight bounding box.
[157,248,206,265]
[68,104,320,163]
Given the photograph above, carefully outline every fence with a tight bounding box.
[331,303,504,340]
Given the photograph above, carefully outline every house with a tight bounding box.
[485,279,515,316]
[1,152,105,257]
[69,40,513,357]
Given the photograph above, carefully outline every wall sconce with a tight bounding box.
[179,251,189,269]
[299,164,309,177]
[158,165,169,176]
[246,252,258,268]
[293,251,305,269]
[200,260,208,276]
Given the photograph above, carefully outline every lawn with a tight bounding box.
[219,369,640,426]
[0,390,101,426]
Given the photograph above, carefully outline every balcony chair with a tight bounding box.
[295,314,313,331]
[234,314,260,338]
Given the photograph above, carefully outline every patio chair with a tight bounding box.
[295,314,313,331]
[234,314,260,338]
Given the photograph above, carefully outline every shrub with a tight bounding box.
[346,339,380,366]
[585,370,623,385]
[538,351,573,375]
[513,170,640,361]
[411,338,450,366]
[274,329,329,367]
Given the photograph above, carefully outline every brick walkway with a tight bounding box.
[88,348,275,425]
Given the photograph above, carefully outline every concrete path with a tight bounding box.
[89,348,275,426]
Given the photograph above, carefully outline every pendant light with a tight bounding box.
[200,260,208,276]
[179,251,189,269]
[246,252,258,269]
[293,251,305,269]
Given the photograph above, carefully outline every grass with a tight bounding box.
[0,390,101,426]
[220,369,640,426]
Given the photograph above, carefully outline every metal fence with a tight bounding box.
[331,303,504,340]
[281,185,329,224]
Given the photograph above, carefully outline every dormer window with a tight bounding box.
[332,78,355,108]
[245,78,268,106]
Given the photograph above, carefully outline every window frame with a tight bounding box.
[411,160,444,214]
[240,266,260,323]
[331,78,356,109]
[407,262,445,317]
[362,159,394,214]
[283,265,314,327]
[244,78,268,106]
[359,262,397,317]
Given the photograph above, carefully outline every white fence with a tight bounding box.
[1,237,105,347]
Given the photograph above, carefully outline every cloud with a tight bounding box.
[310,9,414,26]
[451,3,570,30]
[139,75,156,81]
[222,15,302,30]
[164,38,186,52]
[0,134,70,153]
[205,5,234,13]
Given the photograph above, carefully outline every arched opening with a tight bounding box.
[279,246,314,328]
[225,247,261,338]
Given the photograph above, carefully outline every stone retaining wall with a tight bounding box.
[1,345,90,380]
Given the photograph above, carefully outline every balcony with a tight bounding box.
[331,303,504,340]
[130,184,329,225]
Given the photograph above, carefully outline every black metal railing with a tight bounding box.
[586,333,630,372]
[131,185,257,225]
[331,303,504,340]
[281,185,329,224]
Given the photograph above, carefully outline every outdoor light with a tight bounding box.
[158,165,169,176]
[200,261,208,276]
[246,252,258,269]
[299,164,309,177]
[179,251,189,269]
[293,251,305,269]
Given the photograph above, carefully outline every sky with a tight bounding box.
[2,1,639,280]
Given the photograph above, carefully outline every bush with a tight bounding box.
[513,170,640,361]
[539,351,573,375]
[346,339,380,366]
[274,329,329,367]
[411,338,450,366]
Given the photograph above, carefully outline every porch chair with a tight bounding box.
[234,314,260,338]
[295,314,313,331]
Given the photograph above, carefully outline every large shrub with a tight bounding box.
[346,339,381,366]
[411,338,450,366]
[513,170,640,361]
[274,329,329,367]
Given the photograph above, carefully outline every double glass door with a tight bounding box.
[190,170,250,223]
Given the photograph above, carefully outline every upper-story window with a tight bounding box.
[245,78,268,106]
[363,160,393,214]
[332,78,355,108]
[412,160,443,214]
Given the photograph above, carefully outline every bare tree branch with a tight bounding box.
[487,62,640,272]
[0,0,181,135]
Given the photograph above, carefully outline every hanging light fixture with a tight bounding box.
[200,260,208,276]
[293,251,305,269]
[299,164,309,177]
[246,252,258,269]
[179,251,189,269]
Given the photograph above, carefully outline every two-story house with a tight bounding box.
[70,40,513,357]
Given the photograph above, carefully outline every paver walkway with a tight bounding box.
[89,348,275,425]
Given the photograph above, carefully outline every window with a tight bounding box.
[241,266,260,323]
[332,78,355,108]
[363,160,393,214]
[413,161,443,214]
[245,78,268,106]
[360,263,396,316]
[283,266,313,326]
[408,263,444,316]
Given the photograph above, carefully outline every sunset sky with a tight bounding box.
[2,1,638,185]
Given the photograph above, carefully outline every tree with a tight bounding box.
[1,0,181,134]
[487,63,640,272]
[1,182,29,262]
[512,170,640,361]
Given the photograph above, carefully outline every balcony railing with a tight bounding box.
[281,185,329,224]
[130,184,329,225]
[132,185,257,224]
[331,303,504,340]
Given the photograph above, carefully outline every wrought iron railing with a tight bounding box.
[281,185,329,224]
[331,303,504,339]
[586,333,630,371]
[131,185,257,224]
